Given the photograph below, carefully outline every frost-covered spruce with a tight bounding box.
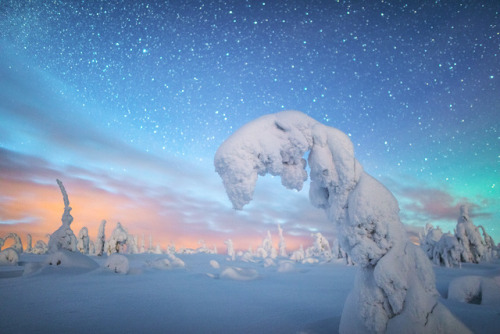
[105,222,138,255]
[456,205,486,263]
[225,239,236,261]
[95,220,106,256]
[277,224,287,257]
[26,234,33,253]
[421,223,443,261]
[48,179,78,253]
[77,227,90,254]
[305,232,332,260]
[433,232,463,268]
[215,110,470,334]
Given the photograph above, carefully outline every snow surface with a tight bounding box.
[1,253,499,333]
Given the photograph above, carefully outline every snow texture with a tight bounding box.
[48,179,78,253]
[105,254,129,274]
[448,275,500,306]
[215,110,468,333]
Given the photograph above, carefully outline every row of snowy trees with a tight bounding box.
[421,205,498,267]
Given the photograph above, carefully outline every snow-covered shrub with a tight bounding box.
[77,227,90,254]
[0,248,19,266]
[215,110,469,333]
[448,276,482,304]
[46,249,99,269]
[168,254,185,268]
[456,205,487,263]
[95,220,106,256]
[32,240,48,255]
[104,254,129,274]
[277,260,295,273]
[48,179,78,253]
[290,245,305,262]
[225,239,236,261]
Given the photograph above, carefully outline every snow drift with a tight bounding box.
[214,110,470,333]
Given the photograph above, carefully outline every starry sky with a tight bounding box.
[0,1,499,251]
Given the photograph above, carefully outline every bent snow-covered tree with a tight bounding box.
[48,179,78,253]
[214,111,469,334]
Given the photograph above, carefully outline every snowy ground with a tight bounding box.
[1,253,499,334]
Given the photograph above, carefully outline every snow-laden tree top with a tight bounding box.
[215,111,362,219]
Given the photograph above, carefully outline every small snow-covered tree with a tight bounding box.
[77,227,90,254]
[256,230,277,259]
[277,224,287,257]
[5,233,23,254]
[305,232,332,260]
[105,222,136,255]
[478,225,497,259]
[420,223,443,261]
[290,245,305,262]
[456,205,486,263]
[433,233,463,268]
[95,220,106,256]
[215,111,469,333]
[26,234,33,253]
[48,179,78,253]
[32,240,48,254]
[225,239,236,261]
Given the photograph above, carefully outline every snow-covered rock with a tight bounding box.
[46,249,99,269]
[448,275,500,305]
[0,248,19,266]
[105,254,129,274]
[215,110,469,333]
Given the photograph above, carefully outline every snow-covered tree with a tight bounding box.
[214,111,469,333]
[140,234,146,253]
[105,222,137,255]
[256,230,277,259]
[433,232,463,268]
[305,232,332,260]
[420,223,443,260]
[32,240,48,254]
[456,205,486,263]
[478,225,497,259]
[277,224,287,257]
[0,237,4,251]
[48,179,78,253]
[77,227,90,254]
[0,248,19,266]
[95,220,106,256]
[225,239,236,261]
[5,233,23,254]
[26,234,33,253]
[290,244,305,262]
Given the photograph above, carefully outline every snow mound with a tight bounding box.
[278,260,295,273]
[210,260,220,269]
[46,250,99,269]
[263,258,276,267]
[105,254,129,274]
[220,266,259,280]
[0,248,19,266]
[151,258,171,270]
[168,254,185,268]
[448,275,500,305]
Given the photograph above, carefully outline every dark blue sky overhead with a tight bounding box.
[1,1,499,246]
